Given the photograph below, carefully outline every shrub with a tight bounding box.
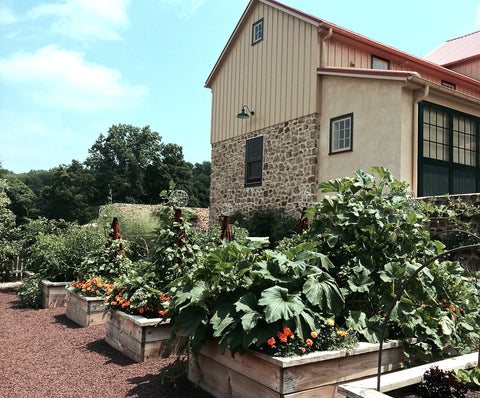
[22,221,105,281]
[417,366,467,398]
[17,274,42,308]
[231,208,298,247]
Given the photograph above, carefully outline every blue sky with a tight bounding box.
[1,0,479,174]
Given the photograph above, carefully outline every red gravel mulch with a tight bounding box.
[0,287,213,398]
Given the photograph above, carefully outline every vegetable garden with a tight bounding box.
[3,168,480,397]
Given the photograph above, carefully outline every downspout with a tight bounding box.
[412,83,429,196]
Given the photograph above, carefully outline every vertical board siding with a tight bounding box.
[210,3,319,144]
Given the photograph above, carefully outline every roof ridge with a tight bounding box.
[446,30,480,42]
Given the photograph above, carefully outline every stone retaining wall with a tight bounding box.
[210,113,320,224]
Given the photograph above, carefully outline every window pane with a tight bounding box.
[453,169,476,194]
[423,164,449,196]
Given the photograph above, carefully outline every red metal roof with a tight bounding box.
[423,31,480,66]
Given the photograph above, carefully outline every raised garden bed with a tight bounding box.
[40,280,70,308]
[105,310,188,363]
[338,352,478,398]
[65,287,106,327]
[188,338,406,397]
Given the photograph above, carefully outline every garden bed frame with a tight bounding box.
[105,310,187,362]
[40,280,69,308]
[338,352,478,397]
[188,338,405,397]
[65,288,106,327]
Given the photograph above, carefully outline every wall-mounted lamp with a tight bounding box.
[236,105,255,119]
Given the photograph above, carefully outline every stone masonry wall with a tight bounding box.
[210,114,320,224]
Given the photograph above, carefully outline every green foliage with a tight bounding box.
[152,183,203,291]
[22,221,105,281]
[17,274,42,308]
[297,167,480,360]
[105,262,170,318]
[39,161,98,224]
[98,202,159,262]
[169,240,352,357]
[231,207,298,247]
[0,178,21,280]
[456,368,480,387]
[80,239,133,280]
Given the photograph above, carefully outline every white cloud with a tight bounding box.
[159,0,204,18]
[27,0,130,41]
[0,6,18,25]
[0,45,148,112]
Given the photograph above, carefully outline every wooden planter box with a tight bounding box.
[188,339,406,398]
[338,352,478,397]
[65,288,106,327]
[105,310,188,362]
[41,280,70,308]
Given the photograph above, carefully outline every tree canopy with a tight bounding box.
[4,124,210,224]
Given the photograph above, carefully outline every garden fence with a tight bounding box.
[1,256,25,282]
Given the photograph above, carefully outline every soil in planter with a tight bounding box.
[388,384,480,397]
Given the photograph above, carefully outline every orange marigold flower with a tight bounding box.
[311,331,318,338]
[301,348,306,353]
[283,327,292,336]
[306,339,313,346]
[277,331,283,338]
[337,331,347,337]
[158,309,166,316]
[280,335,287,343]
[327,319,335,326]
[139,308,144,314]
[96,290,100,295]
[267,337,276,347]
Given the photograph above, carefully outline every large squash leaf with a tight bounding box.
[258,286,304,323]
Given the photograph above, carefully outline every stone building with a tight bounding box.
[206,0,480,222]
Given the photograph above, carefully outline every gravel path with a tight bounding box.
[0,286,213,398]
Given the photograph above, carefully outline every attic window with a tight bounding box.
[252,18,264,45]
[442,80,456,90]
[371,55,390,70]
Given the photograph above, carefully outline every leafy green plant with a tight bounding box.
[17,274,42,308]
[169,240,351,357]
[291,167,480,360]
[23,222,105,281]
[105,261,169,318]
[152,183,203,291]
[455,367,480,387]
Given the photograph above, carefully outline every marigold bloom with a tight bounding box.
[277,331,283,338]
[306,339,313,346]
[267,337,276,347]
[337,331,347,337]
[301,348,306,353]
[282,327,292,336]
[139,308,144,314]
[280,335,287,343]
[327,319,335,326]
[311,331,318,338]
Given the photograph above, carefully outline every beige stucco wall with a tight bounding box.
[318,75,410,186]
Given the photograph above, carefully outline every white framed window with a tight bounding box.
[371,55,390,70]
[330,113,353,154]
[252,18,264,45]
